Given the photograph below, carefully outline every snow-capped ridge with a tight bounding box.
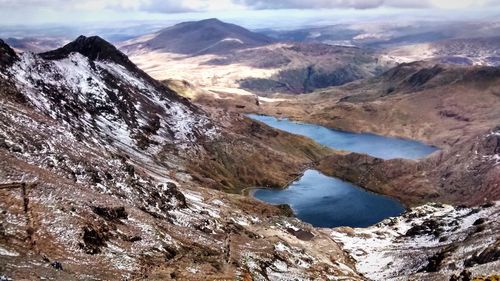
[7,45,218,148]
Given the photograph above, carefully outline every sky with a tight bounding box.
[0,0,499,27]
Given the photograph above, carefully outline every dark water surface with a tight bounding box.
[248,114,438,228]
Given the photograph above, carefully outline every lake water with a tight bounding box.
[248,114,438,228]
[247,114,437,160]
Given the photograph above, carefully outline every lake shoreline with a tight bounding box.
[246,114,436,228]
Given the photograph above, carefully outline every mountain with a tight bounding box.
[2,34,499,280]
[0,37,360,280]
[224,42,383,95]
[0,39,18,69]
[332,200,500,280]
[260,20,500,50]
[121,18,274,55]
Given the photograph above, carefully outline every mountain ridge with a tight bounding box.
[0,37,351,280]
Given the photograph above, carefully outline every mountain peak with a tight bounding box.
[40,35,135,69]
[198,18,223,24]
[0,39,19,69]
[123,19,273,55]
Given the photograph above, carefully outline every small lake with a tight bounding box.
[247,114,437,160]
[248,114,438,228]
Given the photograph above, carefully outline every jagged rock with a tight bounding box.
[464,240,500,267]
[92,206,128,221]
[473,218,487,225]
[164,182,188,209]
[0,275,13,281]
[40,36,136,71]
[79,225,110,255]
[276,204,294,217]
[419,249,451,272]
[286,228,314,241]
[0,39,18,69]
[450,269,472,281]
[406,219,446,237]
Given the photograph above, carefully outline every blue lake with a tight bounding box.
[248,114,438,228]
[247,114,437,160]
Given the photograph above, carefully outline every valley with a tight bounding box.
[0,13,499,281]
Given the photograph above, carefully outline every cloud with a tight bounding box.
[0,0,498,16]
[233,0,500,10]
[138,0,244,13]
[429,0,500,9]
[0,0,193,12]
[233,0,432,10]
[0,0,245,13]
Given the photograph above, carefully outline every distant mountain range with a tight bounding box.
[120,18,388,95]
[385,36,500,66]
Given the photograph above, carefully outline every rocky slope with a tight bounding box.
[0,37,367,280]
[331,202,500,280]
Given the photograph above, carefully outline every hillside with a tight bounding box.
[0,37,367,280]
[384,36,500,66]
[318,126,500,206]
[225,61,500,148]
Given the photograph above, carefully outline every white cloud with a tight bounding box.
[0,0,245,13]
[234,0,500,10]
[429,0,499,9]
[0,0,498,21]
[234,0,431,10]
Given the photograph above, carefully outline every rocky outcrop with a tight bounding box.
[40,36,131,64]
[331,202,500,280]
[0,39,18,69]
